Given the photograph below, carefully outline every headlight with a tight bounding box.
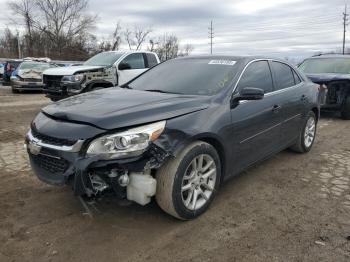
[62,74,84,82]
[10,76,18,81]
[86,120,166,159]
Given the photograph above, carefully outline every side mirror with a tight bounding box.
[118,62,131,70]
[231,87,264,108]
[239,87,265,100]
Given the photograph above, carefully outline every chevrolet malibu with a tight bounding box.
[26,56,319,220]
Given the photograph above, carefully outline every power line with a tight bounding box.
[343,4,349,54]
[208,20,214,54]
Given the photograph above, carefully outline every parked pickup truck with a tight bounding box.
[42,51,160,101]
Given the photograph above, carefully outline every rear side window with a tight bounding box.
[237,60,273,93]
[121,53,145,69]
[271,61,295,90]
[146,53,158,68]
[292,70,301,84]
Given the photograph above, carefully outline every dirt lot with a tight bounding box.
[0,86,349,262]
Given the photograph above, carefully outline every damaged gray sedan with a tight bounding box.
[25,56,319,219]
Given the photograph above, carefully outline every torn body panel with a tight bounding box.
[306,74,350,109]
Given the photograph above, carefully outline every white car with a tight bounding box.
[42,51,160,101]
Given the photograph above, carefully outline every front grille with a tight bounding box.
[31,153,68,174]
[43,75,63,90]
[31,127,77,146]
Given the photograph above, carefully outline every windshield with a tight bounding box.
[299,58,350,74]
[128,58,239,96]
[84,52,124,66]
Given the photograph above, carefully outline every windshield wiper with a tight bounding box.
[120,84,133,89]
[144,89,182,94]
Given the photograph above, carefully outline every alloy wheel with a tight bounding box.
[181,154,217,211]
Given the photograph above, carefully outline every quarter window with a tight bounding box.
[146,53,158,68]
[121,53,145,69]
[237,61,273,93]
[271,61,296,90]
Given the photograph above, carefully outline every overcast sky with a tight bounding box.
[0,0,349,59]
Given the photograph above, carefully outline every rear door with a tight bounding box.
[230,60,283,171]
[117,53,148,85]
[269,61,304,146]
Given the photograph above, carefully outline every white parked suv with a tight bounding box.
[42,51,160,101]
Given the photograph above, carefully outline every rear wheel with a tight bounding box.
[341,95,350,120]
[290,111,317,153]
[156,141,221,220]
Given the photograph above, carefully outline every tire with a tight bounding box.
[290,111,317,153]
[11,87,18,93]
[50,97,60,102]
[156,141,221,220]
[341,95,350,120]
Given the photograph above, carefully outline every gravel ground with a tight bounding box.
[0,86,349,262]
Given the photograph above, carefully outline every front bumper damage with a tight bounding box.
[43,81,83,100]
[25,128,171,206]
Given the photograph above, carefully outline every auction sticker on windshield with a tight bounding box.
[208,60,236,66]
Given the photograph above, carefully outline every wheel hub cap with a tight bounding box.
[181,154,217,211]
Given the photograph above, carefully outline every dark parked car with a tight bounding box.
[25,56,319,219]
[298,54,350,119]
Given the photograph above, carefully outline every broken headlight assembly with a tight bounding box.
[62,74,85,83]
[86,121,166,159]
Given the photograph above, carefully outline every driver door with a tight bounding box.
[117,53,147,86]
[230,60,282,171]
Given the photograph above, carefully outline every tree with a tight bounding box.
[111,21,122,51]
[124,26,152,50]
[8,0,35,55]
[7,0,97,59]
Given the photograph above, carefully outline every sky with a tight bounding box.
[0,0,349,60]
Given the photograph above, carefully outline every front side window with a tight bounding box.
[237,61,273,93]
[128,58,239,95]
[120,53,145,69]
[271,62,295,90]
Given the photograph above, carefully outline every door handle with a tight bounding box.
[272,104,282,112]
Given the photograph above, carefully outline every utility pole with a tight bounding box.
[208,20,214,54]
[17,32,21,59]
[343,5,348,55]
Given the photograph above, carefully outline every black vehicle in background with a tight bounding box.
[299,54,350,119]
[25,56,319,219]
[2,59,23,86]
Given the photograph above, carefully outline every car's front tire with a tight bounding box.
[11,87,19,93]
[341,95,350,120]
[156,141,221,220]
[290,111,317,153]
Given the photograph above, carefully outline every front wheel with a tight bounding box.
[156,141,221,220]
[290,111,317,153]
[11,87,19,93]
[341,95,350,120]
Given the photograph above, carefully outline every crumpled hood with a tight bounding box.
[42,88,210,130]
[43,65,106,76]
[306,73,350,84]
[17,69,43,79]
